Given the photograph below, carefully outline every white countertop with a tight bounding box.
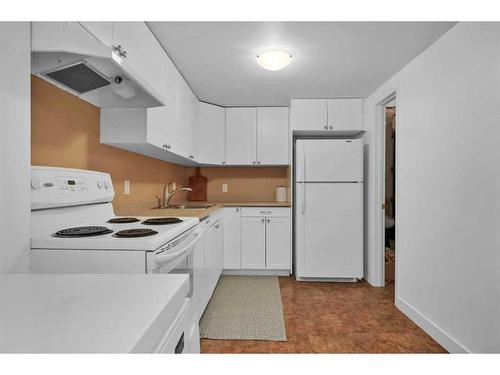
[0,274,189,353]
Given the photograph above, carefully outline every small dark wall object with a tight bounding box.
[188,167,208,201]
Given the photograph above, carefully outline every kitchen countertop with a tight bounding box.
[0,274,189,353]
[114,201,291,220]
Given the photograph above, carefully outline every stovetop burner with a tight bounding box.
[107,217,140,224]
[142,217,183,225]
[114,228,158,238]
[54,226,113,238]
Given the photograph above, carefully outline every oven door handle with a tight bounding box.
[153,226,205,265]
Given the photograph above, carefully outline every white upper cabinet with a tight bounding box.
[291,99,328,130]
[256,107,289,165]
[291,98,363,131]
[79,22,113,48]
[196,102,226,165]
[225,108,257,165]
[112,22,148,82]
[327,99,363,130]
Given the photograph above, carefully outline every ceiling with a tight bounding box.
[148,22,455,107]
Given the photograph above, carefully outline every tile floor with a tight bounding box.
[201,277,447,353]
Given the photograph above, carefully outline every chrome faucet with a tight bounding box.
[162,182,192,208]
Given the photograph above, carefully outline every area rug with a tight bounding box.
[199,276,287,341]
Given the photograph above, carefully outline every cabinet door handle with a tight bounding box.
[235,208,240,212]
[257,161,261,165]
[329,126,333,129]
[215,224,220,229]
[267,218,270,223]
[324,125,328,130]
[261,219,265,223]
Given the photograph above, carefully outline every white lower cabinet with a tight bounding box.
[223,208,241,269]
[241,217,267,269]
[265,217,291,270]
[223,207,291,273]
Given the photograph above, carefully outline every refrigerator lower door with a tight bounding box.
[295,182,363,279]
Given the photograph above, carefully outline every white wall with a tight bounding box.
[0,22,31,272]
[364,22,500,352]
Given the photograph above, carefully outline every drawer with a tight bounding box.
[240,207,290,218]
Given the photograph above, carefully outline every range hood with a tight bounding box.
[43,60,111,94]
[31,22,162,108]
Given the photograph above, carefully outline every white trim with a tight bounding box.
[395,296,469,353]
[222,269,290,276]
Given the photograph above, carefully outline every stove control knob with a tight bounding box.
[103,180,109,189]
[97,181,104,189]
[31,178,41,190]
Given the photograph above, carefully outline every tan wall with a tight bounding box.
[187,167,289,202]
[31,75,188,206]
[32,75,290,206]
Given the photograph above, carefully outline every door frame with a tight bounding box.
[375,92,397,287]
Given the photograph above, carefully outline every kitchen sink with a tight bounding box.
[152,203,215,210]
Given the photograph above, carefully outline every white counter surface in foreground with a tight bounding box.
[0,274,189,353]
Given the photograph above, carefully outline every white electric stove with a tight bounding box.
[30,166,202,353]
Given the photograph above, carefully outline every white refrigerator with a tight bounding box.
[295,139,363,281]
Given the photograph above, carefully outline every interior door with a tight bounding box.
[241,217,266,269]
[295,139,363,182]
[265,217,291,269]
[296,183,363,278]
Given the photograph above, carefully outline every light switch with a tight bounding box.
[222,183,228,193]
[124,180,130,195]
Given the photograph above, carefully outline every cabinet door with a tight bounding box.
[241,217,266,269]
[196,102,226,164]
[225,108,257,165]
[79,22,113,47]
[213,220,224,280]
[265,217,291,270]
[256,107,289,165]
[223,207,241,269]
[327,99,363,130]
[144,31,165,102]
[112,22,148,82]
[291,99,328,130]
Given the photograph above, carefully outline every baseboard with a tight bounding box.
[396,296,469,353]
[296,277,358,283]
[366,275,385,287]
[222,269,290,276]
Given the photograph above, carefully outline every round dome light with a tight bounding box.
[256,49,293,71]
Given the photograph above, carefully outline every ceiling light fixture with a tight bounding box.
[256,49,293,71]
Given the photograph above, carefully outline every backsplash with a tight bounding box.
[187,167,289,202]
[31,75,188,207]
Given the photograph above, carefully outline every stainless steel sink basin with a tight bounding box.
[152,203,215,210]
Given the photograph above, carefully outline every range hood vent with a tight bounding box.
[43,61,110,94]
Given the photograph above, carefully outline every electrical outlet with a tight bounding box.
[124,180,130,195]
[222,183,228,193]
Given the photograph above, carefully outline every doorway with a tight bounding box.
[384,100,396,288]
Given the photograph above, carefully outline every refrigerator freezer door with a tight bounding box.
[295,139,363,182]
[295,182,363,279]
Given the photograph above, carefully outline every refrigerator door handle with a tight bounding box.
[301,183,306,215]
[302,141,306,182]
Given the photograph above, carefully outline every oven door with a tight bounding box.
[146,224,207,319]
